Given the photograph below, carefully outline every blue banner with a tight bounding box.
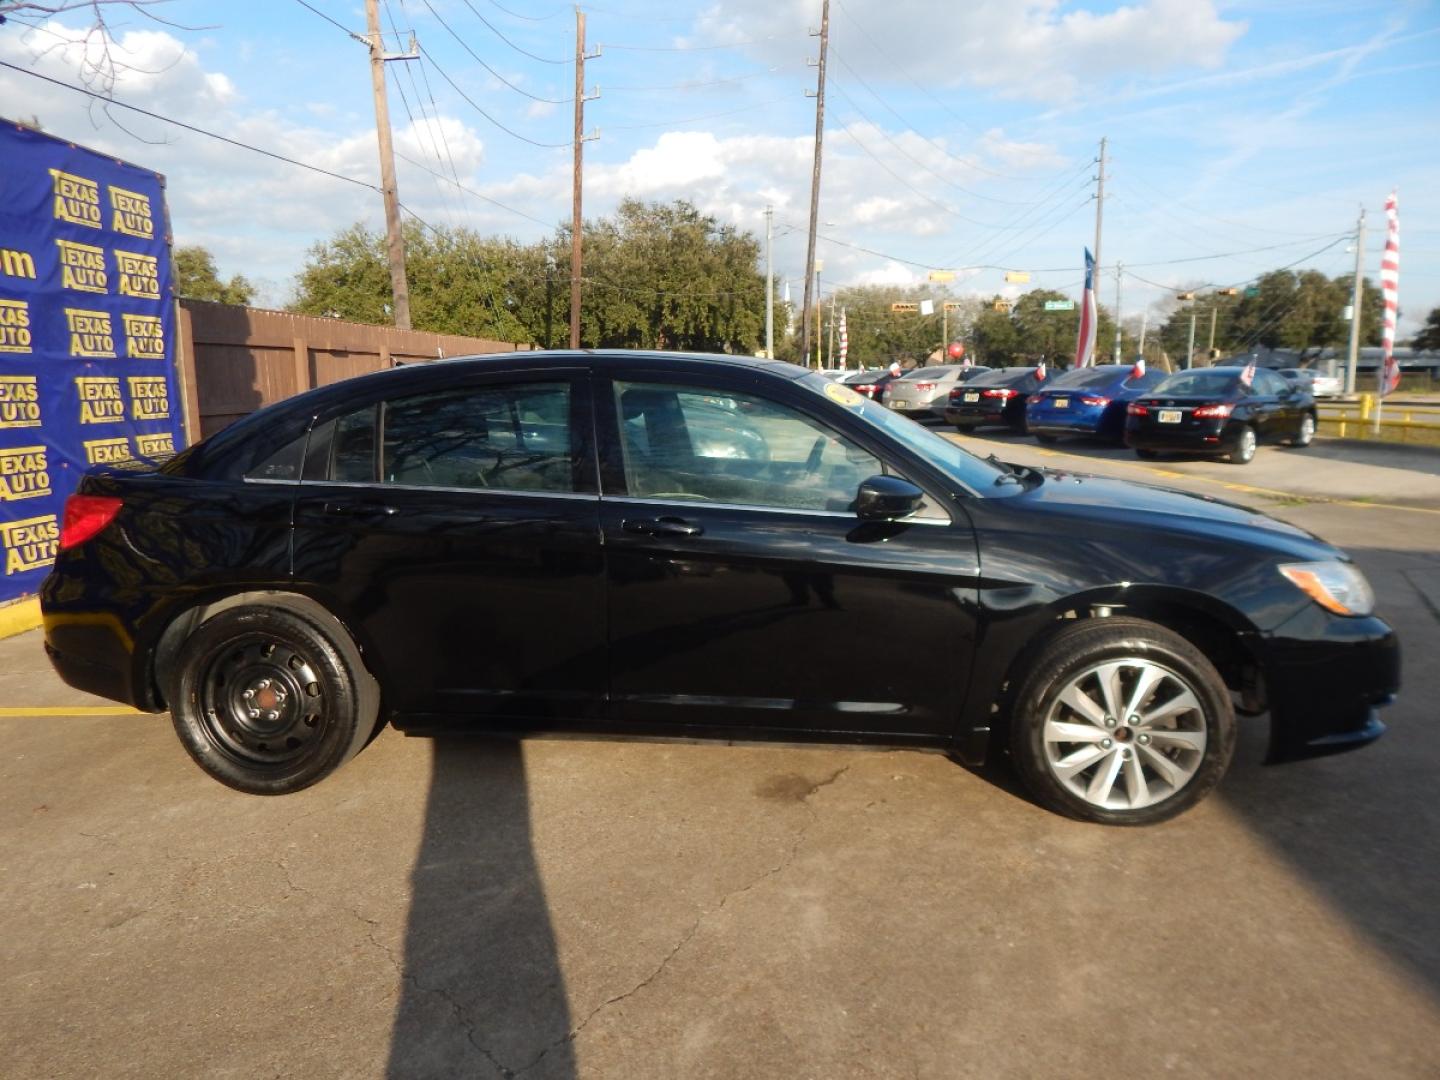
[0,121,186,603]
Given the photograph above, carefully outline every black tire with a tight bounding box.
[1287,412,1316,448]
[954,423,977,433]
[1134,448,1159,460]
[1228,424,1257,465]
[168,606,375,794]
[1006,617,1236,825]
[1035,433,1058,444]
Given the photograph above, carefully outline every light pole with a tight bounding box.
[764,205,774,359]
[1178,291,1197,368]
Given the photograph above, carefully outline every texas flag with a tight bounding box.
[1036,359,1047,382]
[1131,356,1146,379]
[1074,247,1098,369]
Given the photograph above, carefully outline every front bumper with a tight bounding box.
[1259,609,1400,763]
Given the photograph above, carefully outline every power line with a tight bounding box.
[393,148,557,228]
[483,0,566,21]
[0,59,383,192]
[384,0,465,229]
[605,67,784,93]
[600,36,783,52]
[421,0,571,104]
[458,0,571,64]
[293,0,367,43]
[419,44,571,148]
[607,97,789,131]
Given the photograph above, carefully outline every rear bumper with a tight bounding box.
[1028,413,1106,435]
[887,401,943,419]
[944,404,1008,426]
[1125,421,1238,454]
[1260,611,1400,763]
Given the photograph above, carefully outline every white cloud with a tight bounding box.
[853,261,922,287]
[697,0,1246,103]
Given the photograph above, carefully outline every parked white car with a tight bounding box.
[1279,368,1343,398]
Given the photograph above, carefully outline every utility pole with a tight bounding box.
[764,205,774,359]
[1113,261,1123,361]
[800,0,830,366]
[827,295,836,367]
[1346,207,1366,395]
[1092,136,1107,295]
[1138,309,1148,358]
[814,263,823,368]
[568,10,600,349]
[365,0,411,330]
[1207,304,1219,353]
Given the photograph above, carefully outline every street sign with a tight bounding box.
[1244,286,1260,298]
[1043,300,1075,311]
[927,270,955,283]
[919,299,935,316]
[943,301,963,311]
[992,300,1011,312]
[1004,271,1031,284]
[890,302,919,313]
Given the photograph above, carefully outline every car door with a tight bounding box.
[595,369,981,740]
[289,369,606,722]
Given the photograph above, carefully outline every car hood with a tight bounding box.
[1004,467,1336,560]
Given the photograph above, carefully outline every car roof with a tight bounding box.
[443,348,809,378]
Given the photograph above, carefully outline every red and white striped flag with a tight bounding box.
[1131,356,1146,379]
[1239,358,1256,387]
[1035,359,1047,382]
[838,307,849,368]
[1380,190,1401,396]
[1074,247,1097,368]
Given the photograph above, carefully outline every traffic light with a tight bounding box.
[1216,288,1239,297]
[1177,292,1195,301]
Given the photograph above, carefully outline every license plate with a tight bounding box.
[963,392,979,403]
[1054,397,1069,409]
[892,400,910,409]
[1159,409,1182,424]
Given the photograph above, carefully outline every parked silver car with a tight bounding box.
[1278,368,1343,398]
[882,365,990,419]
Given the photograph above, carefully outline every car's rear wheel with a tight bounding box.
[1288,413,1316,447]
[1134,448,1159,459]
[168,606,376,794]
[1007,617,1235,825]
[1035,433,1058,444]
[1228,424,1257,465]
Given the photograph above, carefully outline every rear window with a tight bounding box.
[901,366,955,380]
[1049,367,1123,390]
[1152,370,1242,396]
[965,367,1034,387]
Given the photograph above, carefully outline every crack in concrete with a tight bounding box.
[351,910,514,1079]
[515,763,853,1075]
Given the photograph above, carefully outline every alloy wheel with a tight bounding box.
[1041,658,1208,811]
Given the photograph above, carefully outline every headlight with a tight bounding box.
[1278,560,1375,617]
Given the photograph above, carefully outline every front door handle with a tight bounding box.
[324,501,399,518]
[621,516,703,538]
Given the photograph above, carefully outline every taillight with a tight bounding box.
[59,494,123,550]
[855,384,875,393]
[982,388,1018,399]
[1080,396,1111,407]
[913,382,935,392]
[1127,403,1149,416]
[1193,403,1234,419]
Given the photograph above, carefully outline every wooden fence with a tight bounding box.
[176,300,532,440]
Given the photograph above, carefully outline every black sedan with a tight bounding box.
[42,351,1397,825]
[1125,366,1317,464]
[943,366,1044,432]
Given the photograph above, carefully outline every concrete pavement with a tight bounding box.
[2,455,1438,1078]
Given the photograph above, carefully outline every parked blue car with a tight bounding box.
[1025,364,1166,444]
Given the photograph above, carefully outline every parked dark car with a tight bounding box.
[1026,364,1166,444]
[944,366,1043,432]
[42,351,1396,825]
[841,367,905,401]
[1125,366,1317,464]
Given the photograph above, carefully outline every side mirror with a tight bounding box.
[855,475,924,521]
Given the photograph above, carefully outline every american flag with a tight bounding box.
[1074,247,1097,368]
[838,306,849,368]
[1240,358,1256,387]
[1131,356,1146,379]
[1380,190,1401,396]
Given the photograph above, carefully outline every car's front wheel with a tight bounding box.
[1007,617,1236,825]
[1228,424,1257,465]
[168,606,377,794]
[1288,413,1316,447]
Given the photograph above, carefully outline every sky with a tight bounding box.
[2,0,1437,338]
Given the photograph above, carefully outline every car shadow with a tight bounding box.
[386,738,576,1080]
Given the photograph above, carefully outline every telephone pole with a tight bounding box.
[1092,136,1107,296]
[365,0,411,330]
[569,9,587,348]
[1113,261,1123,361]
[764,205,774,359]
[799,0,830,366]
[1345,207,1366,395]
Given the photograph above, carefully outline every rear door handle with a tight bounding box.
[621,516,703,538]
[324,502,399,518]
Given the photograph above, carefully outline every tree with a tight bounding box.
[1413,307,1440,351]
[173,245,255,305]
[818,285,976,368]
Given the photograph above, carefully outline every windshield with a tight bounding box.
[800,373,1007,491]
[1050,366,1123,390]
[1154,370,1242,396]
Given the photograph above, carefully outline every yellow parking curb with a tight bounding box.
[0,597,41,641]
[0,706,147,716]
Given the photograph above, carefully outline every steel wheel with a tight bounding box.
[1041,657,1209,812]
[197,633,328,767]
